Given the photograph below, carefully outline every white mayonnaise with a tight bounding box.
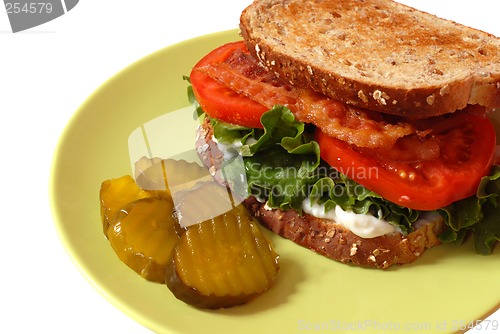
[212,136,243,160]
[212,135,257,160]
[302,198,402,238]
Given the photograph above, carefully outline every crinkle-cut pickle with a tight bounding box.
[165,205,280,309]
[99,175,152,236]
[107,197,181,283]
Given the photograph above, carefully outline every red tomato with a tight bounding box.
[190,41,268,128]
[315,112,496,210]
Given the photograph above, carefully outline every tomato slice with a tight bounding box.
[315,111,496,210]
[190,41,268,128]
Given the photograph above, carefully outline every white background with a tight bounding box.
[0,1,498,333]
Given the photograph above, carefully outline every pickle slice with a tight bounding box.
[165,206,280,308]
[99,175,152,237]
[107,197,181,283]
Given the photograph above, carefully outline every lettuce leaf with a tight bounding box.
[438,165,500,254]
[213,106,320,211]
[184,75,205,119]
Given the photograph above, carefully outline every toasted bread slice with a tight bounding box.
[243,196,444,269]
[240,0,500,117]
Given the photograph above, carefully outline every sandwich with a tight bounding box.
[189,0,500,268]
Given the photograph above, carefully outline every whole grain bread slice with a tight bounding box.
[243,196,444,269]
[240,0,500,117]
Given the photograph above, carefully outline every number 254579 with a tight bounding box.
[5,2,53,14]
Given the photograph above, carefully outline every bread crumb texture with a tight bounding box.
[241,0,500,115]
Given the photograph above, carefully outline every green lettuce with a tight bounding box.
[438,165,500,254]
[184,75,204,119]
[212,106,321,211]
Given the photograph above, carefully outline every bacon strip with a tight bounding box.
[196,52,417,149]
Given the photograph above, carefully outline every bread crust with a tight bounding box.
[196,119,445,269]
[240,0,500,117]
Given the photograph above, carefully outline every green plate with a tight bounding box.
[51,29,500,334]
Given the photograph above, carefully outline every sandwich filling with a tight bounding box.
[188,41,500,255]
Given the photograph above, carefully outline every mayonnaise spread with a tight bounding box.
[302,197,401,238]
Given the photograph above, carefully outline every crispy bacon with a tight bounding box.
[358,135,440,162]
[195,49,440,158]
